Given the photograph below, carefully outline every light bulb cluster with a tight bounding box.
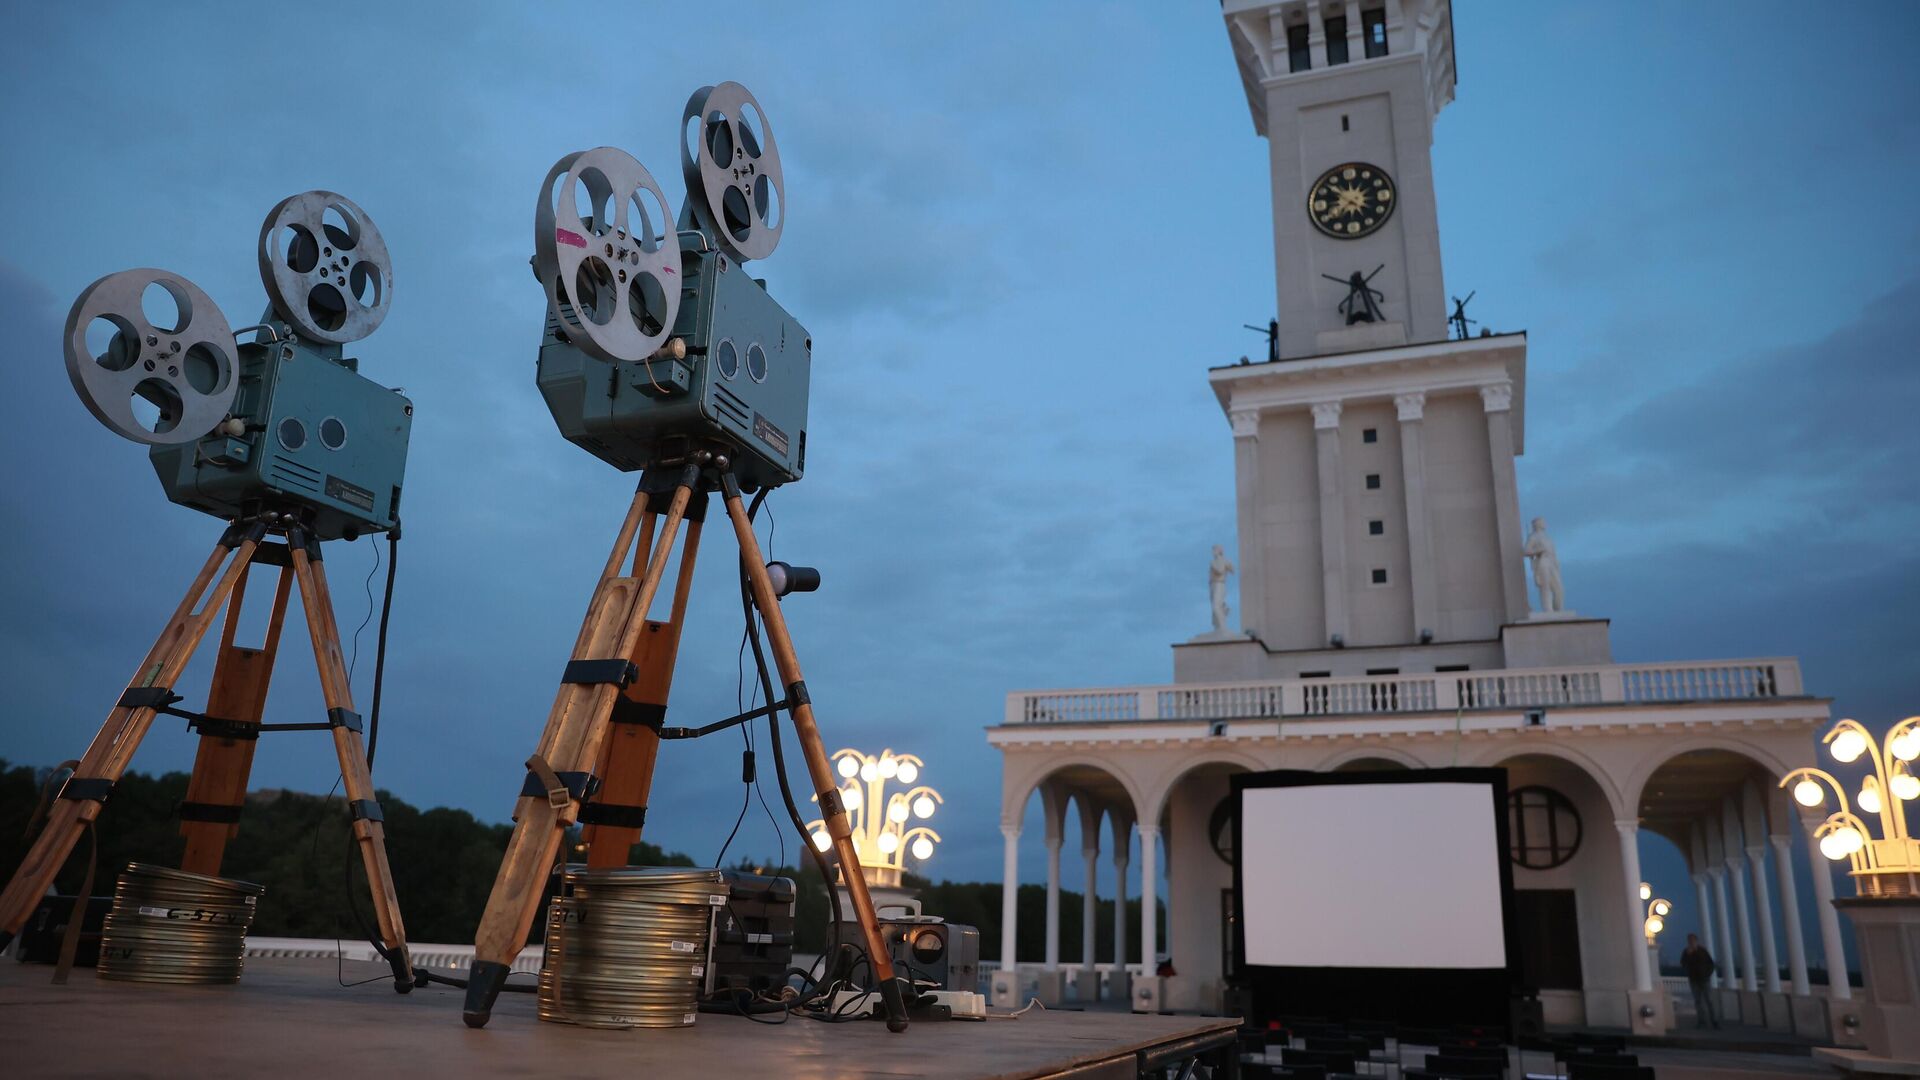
[807,748,943,885]
[1779,717,1920,896]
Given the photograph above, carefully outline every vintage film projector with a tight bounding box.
[0,193,416,989]
[462,82,912,1032]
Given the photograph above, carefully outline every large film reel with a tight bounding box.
[681,82,785,263]
[535,147,681,364]
[257,190,394,344]
[64,269,238,445]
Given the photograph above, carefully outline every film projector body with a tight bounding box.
[461,83,913,1032]
[0,193,416,989]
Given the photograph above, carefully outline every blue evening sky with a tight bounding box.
[1,4,1915,963]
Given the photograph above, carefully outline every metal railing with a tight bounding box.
[1006,658,1804,725]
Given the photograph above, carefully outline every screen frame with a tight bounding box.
[1230,766,1523,1029]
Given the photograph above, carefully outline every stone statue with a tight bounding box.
[1522,517,1564,613]
[1208,545,1235,633]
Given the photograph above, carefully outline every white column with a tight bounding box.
[1113,844,1130,973]
[1230,409,1264,637]
[1000,825,1020,968]
[1771,834,1811,995]
[1727,851,1759,992]
[1746,843,1783,993]
[1138,824,1160,976]
[1803,818,1852,1000]
[1480,381,1529,623]
[1043,834,1062,971]
[1081,846,1099,971]
[1709,868,1737,986]
[1615,820,1654,993]
[1395,392,1437,639]
[1693,874,1720,988]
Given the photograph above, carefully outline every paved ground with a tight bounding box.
[0,956,1236,1079]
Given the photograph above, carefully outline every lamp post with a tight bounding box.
[806,748,942,890]
[1782,716,1920,1065]
[1780,717,1920,899]
[1642,882,1672,980]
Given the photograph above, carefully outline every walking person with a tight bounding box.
[1681,933,1720,1029]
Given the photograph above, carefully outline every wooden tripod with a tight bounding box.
[0,519,414,991]
[460,459,911,1031]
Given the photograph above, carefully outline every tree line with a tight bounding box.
[0,762,1158,963]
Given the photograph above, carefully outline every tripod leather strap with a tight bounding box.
[561,659,638,687]
[522,756,596,811]
[576,802,648,829]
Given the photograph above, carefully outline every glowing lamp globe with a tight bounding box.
[860,760,879,782]
[896,762,918,783]
[887,802,909,823]
[838,757,859,779]
[1893,772,1920,801]
[878,756,898,779]
[811,831,831,852]
[913,796,935,819]
[1793,779,1825,807]
[1646,916,1664,936]
[878,831,899,854]
[1892,731,1920,762]
[1653,899,1671,917]
[1820,832,1849,861]
[1859,783,1883,815]
[1831,728,1870,764]
[911,837,933,860]
[1639,883,1651,901]
[1839,827,1866,855]
[842,786,862,811]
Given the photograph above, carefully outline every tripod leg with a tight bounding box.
[287,531,413,993]
[179,559,294,875]
[718,474,911,1033]
[582,516,704,868]
[465,467,700,1027]
[0,523,265,949]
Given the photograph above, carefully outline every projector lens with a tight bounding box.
[746,342,768,382]
[715,338,739,379]
[319,417,347,450]
[277,417,306,451]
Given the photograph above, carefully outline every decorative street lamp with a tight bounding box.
[1781,717,1920,898]
[1640,882,1672,945]
[807,748,942,889]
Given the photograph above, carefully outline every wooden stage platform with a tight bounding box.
[0,956,1240,1079]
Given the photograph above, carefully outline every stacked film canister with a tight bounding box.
[96,863,264,984]
[538,867,724,1029]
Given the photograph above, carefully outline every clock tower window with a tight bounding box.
[1287,23,1312,72]
[1362,8,1389,58]
[1326,15,1350,65]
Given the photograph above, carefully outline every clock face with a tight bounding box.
[1308,162,1396,239]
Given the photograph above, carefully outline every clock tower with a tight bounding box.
[1186,0,1549,678]
[1224,0,1456,358]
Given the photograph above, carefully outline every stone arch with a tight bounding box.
[1003,753,1146,835]
[1137,750,1269,828]
[1322,745,1426,771]
[1621,735,1797,817]
[1465,740,1630,819]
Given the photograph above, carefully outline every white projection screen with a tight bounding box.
[1239,779,1508,969]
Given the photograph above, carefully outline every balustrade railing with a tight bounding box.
[1005,658,1803,725]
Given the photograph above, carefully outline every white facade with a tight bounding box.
[988,0,1855,1039]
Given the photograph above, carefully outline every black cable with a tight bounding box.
[366,525,399,768]
[737,488,847,982]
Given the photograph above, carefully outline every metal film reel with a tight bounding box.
[63,268,238,445]
[681,82,785,263]
[257,190,394,344]
[535,146,681,363]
